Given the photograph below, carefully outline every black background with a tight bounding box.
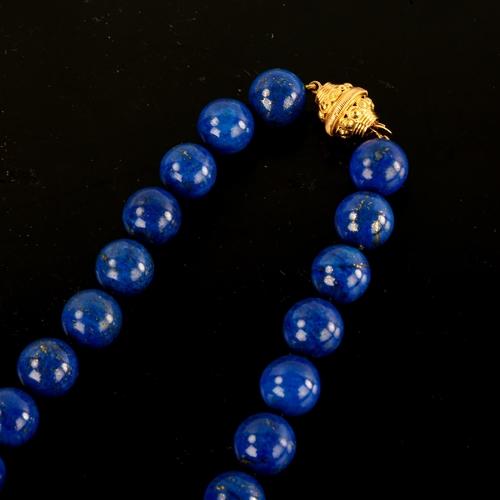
[1,0,498,497]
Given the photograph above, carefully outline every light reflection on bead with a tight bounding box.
[311,244,371,303]
[62,289,123,348]
[335,191,394,250]
[0,388,39,448]
[17,338,79,397]
[204,471,265,500]
[234,413,296,475]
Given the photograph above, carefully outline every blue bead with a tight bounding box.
[349,138,409,195]
[248,68,306,126]
[159,143,217,199]
[283,298,344,358]
[204,471,266,500]
[122,187,181,245]
[61,289,123,348]
[95,239,154,296]
[311,244,371,303]
[260,355,320,416]
[197,98,254,154]
[0,457,5,491]
[335,191,394,250]
[17,338,79,397]
[234,413,296,475]
[0,388,39,447]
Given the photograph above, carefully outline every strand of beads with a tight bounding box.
[0,69,408,499]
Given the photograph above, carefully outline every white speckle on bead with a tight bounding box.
[75,310,84,319]
[130,268,142,281]
[61,363,69,373]
[385,221,391,231]
[75,321,85,334]
[348,221,359,232]
[210,117,219,126]
[378,215,386,225]
[272,444,283,458]
[138,262,146,272]
[355,269,363,279]
[248,434,256,444]
[172,162,180,172]
[347,274,358,288]
[371,220,382,234]
[165,211,172,221]
[297,319,306,328]
[283,95,294,109]
[262,88,270,97]
[15,417,27,430]
[312,384,318,395]
[135,207,145,216]
[325,265,333,274]
[393,160,401,172]
[238,120,246,130]
[361,274,368,284]
[320,328,332,341]
[334,327,341,339]
[135,218,146,228]
[99,319,109,331]
[272,386,285,397]
[262,97,272,111]
[54,367,65,382]
[230,125,243,138]
[363,158,371,167]
[109,259,117,268]
[280,438,288,447]
[217,494,227,500]
[201,166,209,176]
[287,441,294,453]
[297,384,309,399]
[295,329,307,341]
[385,167,397,180]
[362,167,373,179]
[349,211,357,221]
[172,172,183,182]
[324,275,335,286]
[30,359,39,369]
[327,321,335,332]
[275,376,283,384]
[194,171,205,184]
[245,445,258,458]
[107,269,119,280]
[399,167,406,178]
[29,370,41,383]
[210,127,221,138]
[305,379,313,390]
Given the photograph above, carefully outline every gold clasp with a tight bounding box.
[307,81,391,139]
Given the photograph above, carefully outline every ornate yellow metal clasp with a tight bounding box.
[306,81,391,139]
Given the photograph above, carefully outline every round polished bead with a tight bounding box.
[95,239,154,296]
[197,98,254,154]
[61,289,123,348]
[234,413,296,475]
[0,388,39,447]
[159,143,217,199]
[122,187,181,245]
[311,244,371,303]
[204,471,265,500]
[335,191,394,250]
[283,298,344,358]
[0,457,5,491]
[260,355,320,416]
[17,338,79,397]
[248,68,306,126]
[349,138,409,195]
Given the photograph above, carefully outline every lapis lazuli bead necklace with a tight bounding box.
[0,68,408,496]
